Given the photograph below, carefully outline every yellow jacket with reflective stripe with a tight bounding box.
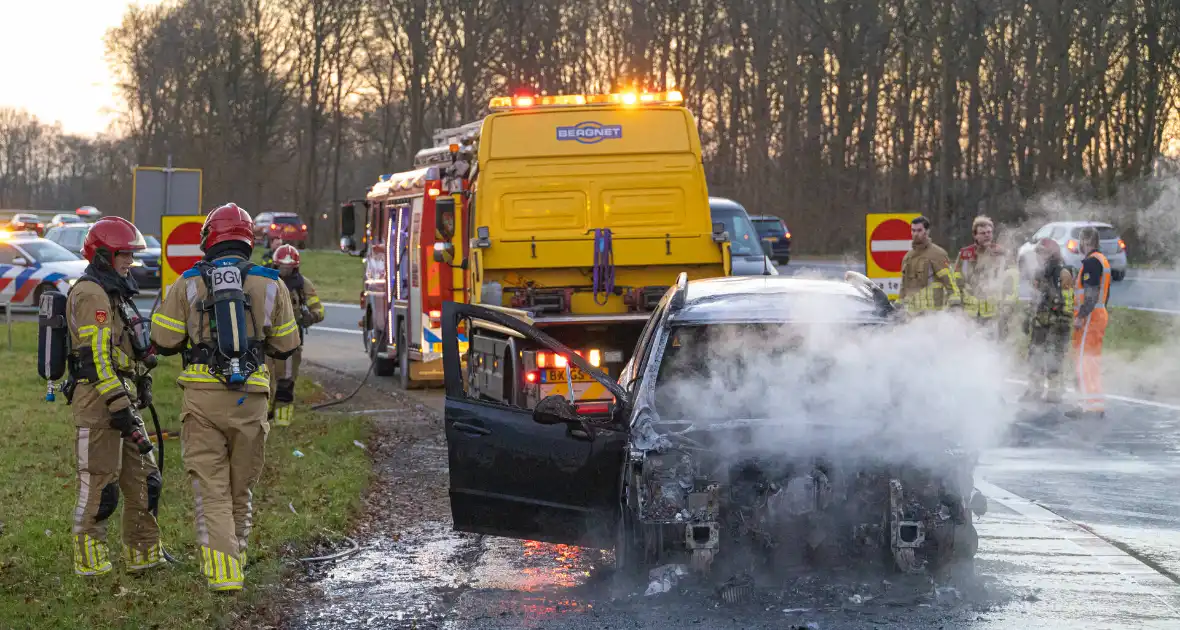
[150,260,301,393]
[66,280,140,423]
[899,241,961,313]
[953,244,1019,318]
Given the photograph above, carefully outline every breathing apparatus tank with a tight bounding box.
[200,259,256,385]
[37,290,70,402]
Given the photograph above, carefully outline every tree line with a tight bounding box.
[3,0,1179,256]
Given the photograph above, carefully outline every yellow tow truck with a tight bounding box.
[432,90,736,414]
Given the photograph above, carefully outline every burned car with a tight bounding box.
[440,272,987,580]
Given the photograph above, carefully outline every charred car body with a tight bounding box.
[440,272,986,580]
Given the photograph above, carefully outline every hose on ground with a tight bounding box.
[297,535,362,564]
[310,334,378,410]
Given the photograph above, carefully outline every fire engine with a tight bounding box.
[339,145,471,388]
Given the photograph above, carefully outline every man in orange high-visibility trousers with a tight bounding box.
[1068,226,1112,419]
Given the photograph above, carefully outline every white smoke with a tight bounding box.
[651,289,1021,471]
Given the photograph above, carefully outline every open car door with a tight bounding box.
[441,302,631,549]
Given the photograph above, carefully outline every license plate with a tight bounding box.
[765,237,779,242]
[543,366,603,383]
[284,226,296,233]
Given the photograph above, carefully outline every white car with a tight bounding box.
[1016,221,1127,281]
[0,232,87,307]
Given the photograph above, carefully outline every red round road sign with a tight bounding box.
[165,221,205,275]
[869,219,913,273]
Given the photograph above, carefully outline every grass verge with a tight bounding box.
[252,248,363,305]
[0,322,371,629]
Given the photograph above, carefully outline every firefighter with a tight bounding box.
[1068,226,1112,419]
[267,244,325,426]
[65,216,166,576]
[1021,238,1074,402]
[899,215,962,314]
[149,203,301,591]
[261,236,283,266]
[954,215,1020,336]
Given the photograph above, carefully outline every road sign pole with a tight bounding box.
[164,154,173,215]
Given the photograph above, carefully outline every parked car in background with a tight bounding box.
[253,211,308,248]
[75,206,103,222]
[1016,220,1127,281]
[44,223,90,256]
[4,213,47,236]
[133,234,163,289]
[749,214,791,265]
[0,232,86,306]
[709,198,779,276]
[49,213,87,229]
[45,224,162,289]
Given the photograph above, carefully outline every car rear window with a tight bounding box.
[752,218,785,234]
[273,215,302,226]
[1070,226,1119,240]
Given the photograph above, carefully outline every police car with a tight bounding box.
[0,231,86,308]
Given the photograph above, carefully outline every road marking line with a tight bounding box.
[310,326,362,336]
[976,479,1179,610]
[322,301,359,309]
[1123,305,1180,315]
[1005,378,1180,412]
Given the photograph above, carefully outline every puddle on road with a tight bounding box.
[289,523,480,629]
[287,522,610,629]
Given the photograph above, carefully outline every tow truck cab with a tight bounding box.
[454,91,734,414]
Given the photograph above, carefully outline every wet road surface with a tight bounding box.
[293,322,1180,628]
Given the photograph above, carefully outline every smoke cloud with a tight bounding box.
[650,293,1020,472]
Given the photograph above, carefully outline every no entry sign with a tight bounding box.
[161,215,207,298]
[864,213,921,299]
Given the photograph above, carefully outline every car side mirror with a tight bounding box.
[433,241,456,264]
[340,203,356,237]
[12,256,28,266]
[711,221,729,243]
[532,394,579,425]
[435,198,456,241]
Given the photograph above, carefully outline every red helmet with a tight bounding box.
[201,203,254,250]
[82,216,146,263]
[273,244,300,266]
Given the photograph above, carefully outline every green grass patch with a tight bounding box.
[1103,307,1171,353]
[252,248,363,305]
[0,322,372,629]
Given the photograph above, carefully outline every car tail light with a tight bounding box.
[576,402,611,415]
[302,224,307,230]
[1066,239,1079,253]
[270,223,277,230]
[525,372,538,384]
[1118,238,1126,252]
[784,231,791,239]
[535,349,601,369]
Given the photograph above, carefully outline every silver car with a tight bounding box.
[709,197,779,276]
[1016,221,1127,281]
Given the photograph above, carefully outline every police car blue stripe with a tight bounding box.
[423,328,442,344]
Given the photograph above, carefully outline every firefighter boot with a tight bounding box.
[73,533,113,576]
[273,403,293,427]
[125,542,168,572]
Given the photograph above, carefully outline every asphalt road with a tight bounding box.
[290,284,1180,629]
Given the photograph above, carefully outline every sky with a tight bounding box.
[0,1,164,137]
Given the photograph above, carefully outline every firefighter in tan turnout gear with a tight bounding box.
[266,244,324,426]
[898,215,962,314]
[150,203,301,592]
[65,216,166,576]
[954,215,1020,335]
